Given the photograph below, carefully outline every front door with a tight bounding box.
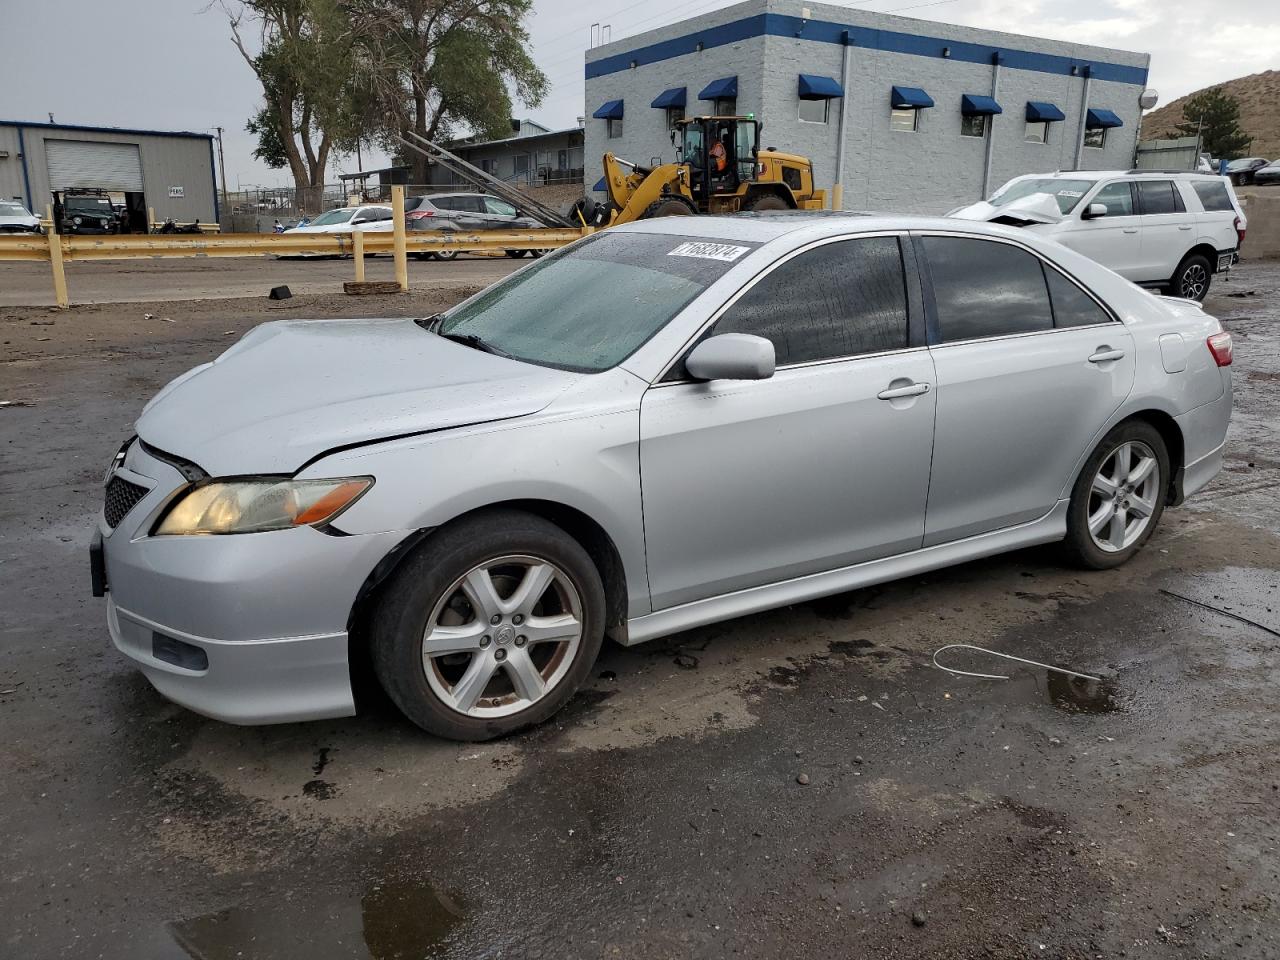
[918,234,1136,545]
[639,235,937,610]
[1060,181,1142,279]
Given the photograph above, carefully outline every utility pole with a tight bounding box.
[215,126,230,222]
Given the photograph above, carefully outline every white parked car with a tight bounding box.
[284,205,395,235]
[0,198,43,235]
[951,171,1246,300]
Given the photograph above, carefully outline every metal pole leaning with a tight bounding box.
[391,185,408,293]
[353,228,366,282]
[47,229,69,309]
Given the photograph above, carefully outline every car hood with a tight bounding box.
[136,318,581,475]
[948,193,1065,226]
[0,213,40,227]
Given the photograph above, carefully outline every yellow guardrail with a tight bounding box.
[4,187,587,307]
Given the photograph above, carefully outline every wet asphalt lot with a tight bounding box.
[2,261,1279,959]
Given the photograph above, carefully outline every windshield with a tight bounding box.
[438,232,756,372]
[66,196,112,212]
[1225,158,1263,171]
[0,201,32,217]
[989,178,1094,213]
[308,207,355,226]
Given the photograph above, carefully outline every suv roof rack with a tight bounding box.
[1124,168,1206,175]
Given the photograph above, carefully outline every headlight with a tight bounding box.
[153,477,372,536]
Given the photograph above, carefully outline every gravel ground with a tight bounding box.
[0,261,1277,959]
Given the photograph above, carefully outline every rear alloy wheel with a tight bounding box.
[1171,253,1212,301]
[1063,422,1169,569]
[435,249,459,261]
[372,510,605,740]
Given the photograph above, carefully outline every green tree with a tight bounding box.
[346,0,547,183]
[1173,86,1252,159]
[224,0,362,206]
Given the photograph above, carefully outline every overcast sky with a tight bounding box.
[1,0,1275,189]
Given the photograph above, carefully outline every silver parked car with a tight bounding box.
[93,215,1233,740]
[403,192,546,260]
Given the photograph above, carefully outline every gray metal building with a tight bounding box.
[0,120,218,225]
[584,0,1152,213]
[434,120,585,187]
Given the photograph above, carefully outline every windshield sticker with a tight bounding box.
[1057,190,1084,198]
[667,241,750,262]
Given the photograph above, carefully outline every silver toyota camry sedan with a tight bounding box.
[92,214,1233,740]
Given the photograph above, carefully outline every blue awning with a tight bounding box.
[650,87,687,109]
[698,76,738,100]
[1086,108,1123,129]
[961,94,1002,116]
[891,86,934,109]
[592,100,624,120]
[592,176,607,192]
[1026,101,1066,123]
[798,74,844,99]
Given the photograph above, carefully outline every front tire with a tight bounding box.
[371,510,606,741]
[1171,253,1212,301]
[1063,421,1169,569]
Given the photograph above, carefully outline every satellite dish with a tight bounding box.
[1140,89,1159,110]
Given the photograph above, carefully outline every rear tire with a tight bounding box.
[436,249,459,261]
[1063,421,1169,570]
[371,509,606,741]
[1170,253,1212,301]
[744,193,790,212]
[640,196,698,218]
[505,249,528,259]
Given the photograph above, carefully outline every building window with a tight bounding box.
[1084,126,1106,149]
[798,98,829,124]
[890,108,919,132]
[1024,120,1048,143]
[480,158,497,174]
[960,114,986,138]
[607,117,624,139]
[666,106,684,130]
[713,98,736,116]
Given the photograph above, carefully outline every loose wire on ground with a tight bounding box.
[931,644,1103,682]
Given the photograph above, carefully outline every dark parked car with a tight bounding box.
[402,192,545,260]
[1251,161,1280,186]
[56,191,120,234]
[1225,157,1270,186]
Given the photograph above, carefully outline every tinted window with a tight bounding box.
[924,237,1052,343]
[1137,180,1180,215]
[485,198,518,217]
[1192,180,1234,212]
[712,237,908,365]
[1091,182,1134,216]
[1045,269,1111,328]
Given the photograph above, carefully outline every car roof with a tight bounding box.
[610,212,1041,246]
[1009,170,1229,182]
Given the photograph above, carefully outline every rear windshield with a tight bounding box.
[989,178,1094,214]
[438,232,757,372]
[1191,180,1234,212]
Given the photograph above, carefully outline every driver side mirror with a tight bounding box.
[1081,203,1108,220]
[351,217,368,225]
[685,334,775,381]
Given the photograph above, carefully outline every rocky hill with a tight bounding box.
[1142,69,1280,159]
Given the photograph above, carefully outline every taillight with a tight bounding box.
[1207,331,1233,366]
[405,210,434,221]
[1234,215,1246,248]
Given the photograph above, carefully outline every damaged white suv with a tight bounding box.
[951,171,1246,301]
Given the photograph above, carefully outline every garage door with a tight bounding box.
[46,140,144,192]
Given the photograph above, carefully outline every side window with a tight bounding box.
[1045,268,1112,328]
[1191,180,1233,212]
[1091,182,1134,217]
[1137,180,1180,215]
[712,237,909,366]
[485,198,518,217]
[924,237,1053,343]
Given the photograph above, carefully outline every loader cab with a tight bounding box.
[677,116,759,203]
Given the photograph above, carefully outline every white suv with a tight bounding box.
[952,171,1247,301]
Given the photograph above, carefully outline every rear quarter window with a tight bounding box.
[1191,180,1234,213]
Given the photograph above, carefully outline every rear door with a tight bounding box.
[1059,181,1142,279]
[639,235,937,609]
[919,234,1135,545]
[1135,179,1191,283]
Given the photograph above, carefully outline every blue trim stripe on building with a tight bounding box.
[585,13,1149,87]
[961,94,1002,116]
[798,74,844,99]
[1026,101,1066,122]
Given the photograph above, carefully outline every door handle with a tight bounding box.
[1088,348,1126,364]
[1122,228,1139,234]
[877,381,931,400]
[1178,225,1193,231]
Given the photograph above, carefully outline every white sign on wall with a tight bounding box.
[168,186,185,198]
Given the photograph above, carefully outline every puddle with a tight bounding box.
[1046,672,1121,715]
[168,878,465,959]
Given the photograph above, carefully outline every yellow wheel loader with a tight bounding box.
[574,116,826,227]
